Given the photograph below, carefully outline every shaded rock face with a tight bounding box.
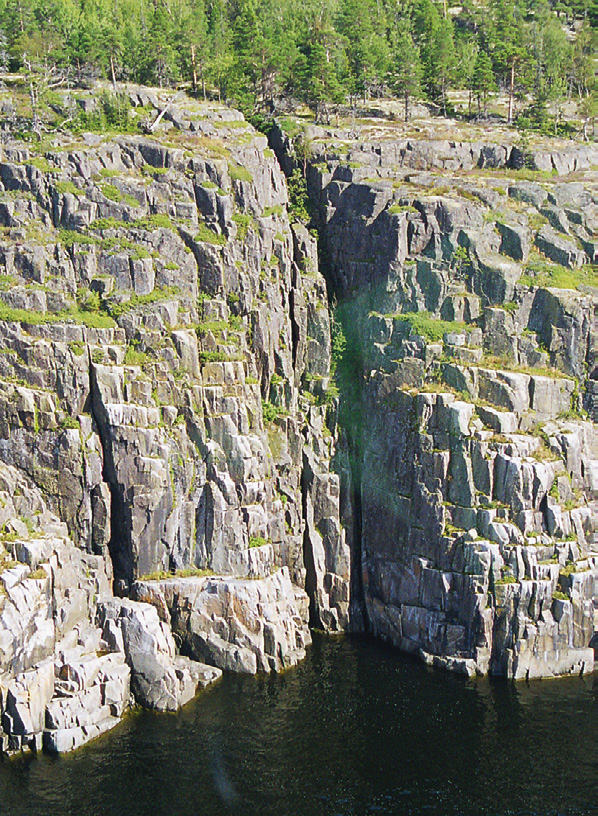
[300,131,597,680]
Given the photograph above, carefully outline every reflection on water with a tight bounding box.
[1,635,595,816]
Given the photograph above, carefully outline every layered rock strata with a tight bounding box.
[0,92,347,754]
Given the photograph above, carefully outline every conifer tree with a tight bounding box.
[336,0,389,104]
[389,23,422,121]
[207,0,234,102]
[430,17,456,115]
[295,9,346,123]
[472,49,495,115]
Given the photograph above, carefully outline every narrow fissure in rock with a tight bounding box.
[88,358,133,592]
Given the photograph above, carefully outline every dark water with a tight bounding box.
[1,635,596,816]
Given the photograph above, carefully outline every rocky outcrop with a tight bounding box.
[0,459,221,754]
[0,90,596,760]
[294,124,598,679]
[132,568,311,674]
[97,598,220,711]
[0,91,347,755]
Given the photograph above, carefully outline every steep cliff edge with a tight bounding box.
[277,120,597,679]
[0,91,348,754]
[0,91,596,756]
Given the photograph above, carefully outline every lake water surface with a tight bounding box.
[1,635,595,816]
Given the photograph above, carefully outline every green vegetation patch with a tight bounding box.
[232,212,254,240]
[388,204,418,215]
[0,303,115,328]
[55,180,81,196]
[228,162,253,183]
[248,535,270,549]
[28,567,48,580]
[0,274,16,290]
[142,164,170,176]
[394,311,471,343]
[139,567,214,581]
[552,590,569,602]
[495,573,517,585]
[123,345,150,366]
[108,286,179,318]
[25,157,53,173]
[101,183,123,202]
[196,221,226,246]
[262,400,287,423]
[196,320,229,336]
[198,351,243,363]
[262,205,283,218]
[520,255,598,291]
[91,213,173,232]
[58,229,98,248]
[100,168,121,179]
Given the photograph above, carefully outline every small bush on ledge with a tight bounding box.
[248,536,270,549]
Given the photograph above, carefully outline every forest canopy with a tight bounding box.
[0,0,594,132]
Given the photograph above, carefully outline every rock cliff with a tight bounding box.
[280,121,597,679]
[0,90,596,754]
[0,91,347,754]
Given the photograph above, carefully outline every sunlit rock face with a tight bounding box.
[0,92,349,755]
[0,93,596,759]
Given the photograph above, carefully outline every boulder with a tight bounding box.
[97,599,221,711]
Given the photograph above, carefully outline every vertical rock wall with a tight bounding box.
[0,95,349,754]
[297,129,598,679]
[0,95,596,760]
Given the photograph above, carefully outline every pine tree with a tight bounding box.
[472,49,494,115]
[488,0,530,123]
[430,17,456,115]
[173,0,209,97]
[389,23,422,121]
[295,10,346,123]
[207,0,234,102]
[336,0,389,104]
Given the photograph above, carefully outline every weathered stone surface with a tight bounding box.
[97,598,222,710]
[535,226,585,268]
[303,125,597,680]
[0,92,595,757]
[132,568,311,674]
[497,220,531,262]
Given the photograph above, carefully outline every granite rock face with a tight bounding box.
[97,598,221,711]
[0,91,597,759]
[132,567,311,674]
[0,91,347,755]
[296,125,597,680]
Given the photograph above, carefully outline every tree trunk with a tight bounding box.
[110,54,117,92]
[404,91,409,122]
[190,44,198,93]
[508,60,515,124]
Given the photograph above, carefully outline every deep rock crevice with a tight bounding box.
[88,358,133,590]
